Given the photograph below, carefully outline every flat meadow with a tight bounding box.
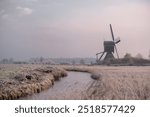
[63,65,150,99]
[0,64,150,100]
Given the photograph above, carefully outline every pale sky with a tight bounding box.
[0,0,150,60]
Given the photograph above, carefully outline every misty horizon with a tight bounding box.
[0,0,150,60]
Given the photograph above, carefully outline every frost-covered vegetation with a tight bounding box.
[1,64,150,100]
[0,64,67,99]
[63,65,150,100]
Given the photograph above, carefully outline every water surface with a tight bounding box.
[20,71,92,100]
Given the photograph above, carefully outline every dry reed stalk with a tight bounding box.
[64,65,150,100]
[0,65,67,100]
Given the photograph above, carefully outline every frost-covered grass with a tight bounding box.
[0,64,67,99]
[63,65,150,100]
[0,64,42,79]
[1,64,150,100]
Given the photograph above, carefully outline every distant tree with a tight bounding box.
[33,58,37,64]
[135,53,143,59]
[72,60,76,65]
[9,58,14,63]
[40,57,44,63]
[123,53,134,65]
[80,59,85,65]
[124,53,132,59]
[1,58,9,64]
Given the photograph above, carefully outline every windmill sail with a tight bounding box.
[110,24,119,59]
[110,24,115,41]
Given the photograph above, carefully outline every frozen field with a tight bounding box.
[0,64,150,100]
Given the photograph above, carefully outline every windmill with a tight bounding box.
[96,24,120,63]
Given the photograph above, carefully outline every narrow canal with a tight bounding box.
[20,71,93,100]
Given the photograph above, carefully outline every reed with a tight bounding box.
[63,65,150,100]
[0,65,67,100]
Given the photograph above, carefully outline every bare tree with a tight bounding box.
[72,60,76,65]
[135,53,143,59]
[80,59,85,65]
[1,58,9,64]
[40,57,44,63]
[124,53,132,59]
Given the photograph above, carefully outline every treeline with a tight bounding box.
[0,57,55,65]
[103,53,150,66]
[0,57,96,65]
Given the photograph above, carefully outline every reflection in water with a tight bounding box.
[20,72,93,100]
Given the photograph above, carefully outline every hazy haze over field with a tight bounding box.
[0,0,150,60]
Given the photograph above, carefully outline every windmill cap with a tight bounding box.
[104,41,115,45]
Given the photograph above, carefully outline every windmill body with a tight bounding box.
[103,41,115,60]
[96,24,120,64]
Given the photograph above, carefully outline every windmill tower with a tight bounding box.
[96,24,120,63]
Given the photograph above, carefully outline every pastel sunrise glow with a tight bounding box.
[0,0,150,60]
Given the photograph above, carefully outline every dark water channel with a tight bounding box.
[20,71,93,100]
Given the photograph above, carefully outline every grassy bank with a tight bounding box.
[0,65,67,100]
[63,65,150,100]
